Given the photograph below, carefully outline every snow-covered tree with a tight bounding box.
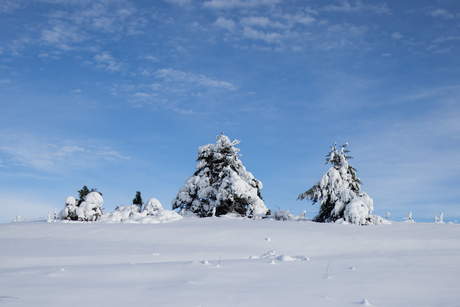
[132,191,143,210]
[298,143,384,225]
[172,133,268,218]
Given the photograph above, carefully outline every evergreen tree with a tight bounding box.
[297,143,374,224]
[77,186,90,206]
[76,186,101,206]
[132,191,143,211]
[172,133,268,217]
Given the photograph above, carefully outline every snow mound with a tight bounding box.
[276,255,295,261]
[360,298,372,306]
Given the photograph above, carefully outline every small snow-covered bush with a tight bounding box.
[344,200,390,225]
[59,191,103,221]
[273,209,295,221]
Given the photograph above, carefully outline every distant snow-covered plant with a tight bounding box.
[58,191,104,221]
[403,212,414,222]
[171,133,268,218]
[273,209,294,221]
[435,213,444,224]
[132,191,144,211]
[298,143,385,225]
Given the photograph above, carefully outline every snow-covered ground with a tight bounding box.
[1,217,459,306]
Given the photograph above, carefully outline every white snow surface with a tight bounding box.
[1,218,459,306]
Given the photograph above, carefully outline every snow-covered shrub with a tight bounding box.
[298,143,385,225]
[435,213,444,224]
[172,133,268,218]
[59,191,104,221]
[100,198,164,222]
[404,212,414,222]
[272,209,309,222]
[144,198,163,215]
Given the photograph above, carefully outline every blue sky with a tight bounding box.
[1,0,459,223]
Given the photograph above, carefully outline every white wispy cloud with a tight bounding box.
[0,133,130,172]
[391,32,403,40]
[433,36,460,44]
[429,9,455,19]
[0,78,11,83]
[203,0,280,9]
[322,1,391,15]
[139,55,160,62]
[155,68,236,90]
[93,52,123,72]
[242,27,284,43]
[240,16,270,28]
[165,0,193,5]
[41,22,87,50]
[214,17,236,31]
[36,0,145,52]
[0,0,22,13]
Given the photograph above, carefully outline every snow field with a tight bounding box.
[1,218,459,306]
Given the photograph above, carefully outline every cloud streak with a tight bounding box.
[155,68,236,91]
[203,0,280,9]
[0,133,129,172]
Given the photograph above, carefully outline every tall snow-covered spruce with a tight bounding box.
[298,143,387,225]
[172,133,268,218]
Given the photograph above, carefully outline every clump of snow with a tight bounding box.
[276,255,295,261]
[254,250,308,262]
[144,198,163,214]
[65,196,76,206]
